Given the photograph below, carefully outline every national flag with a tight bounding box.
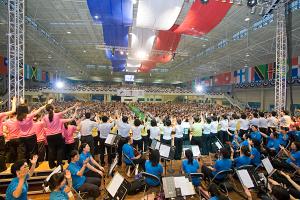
[234,68,249,83]
[45,72,49,82]
[42,71,46,81]
[200,76,213,86]
[292,65,300,79]
[214,72,232,86]
[37,68,42,81]
[252,64,268,81]
[267,62,275,80]
[31,66,37,80]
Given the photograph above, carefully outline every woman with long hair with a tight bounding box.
[145,149,163,186]
[182,149,200,186]
[43,102,77,168]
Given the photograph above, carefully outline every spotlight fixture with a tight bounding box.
[250,6,256,14]
[171,53,176,61]
[200,0,209,4]
[247,0,257,7]
[120,51,124,55]
[67,31,71,34]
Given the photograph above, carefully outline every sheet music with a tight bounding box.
[174,177,195,196]
[155,141,161,150]
[262,158,274,175]
[159,144,170,158]
[237,169,254,189]
[215,142,222,149]
[107,172,124,197]
[191,145,201,157]
[105,134,114,145]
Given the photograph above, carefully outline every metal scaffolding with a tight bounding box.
[8,0,25,108]
[275,1,288,113]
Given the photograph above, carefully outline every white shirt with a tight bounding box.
[181,121,190,129]
[250,118,260,127]
[174,124,184,138]
[132,125,144,140]
[267,116,278,128]
[98,122,114,139]
[259,117,268,128]
[203,123,211,135]
[239,119,249,130]
[149,126,160,140]
[210,121,218,134]
[280,115,292,128]
[117,121,131,137]
[162,126,172,140]
[228,120,237,131]
[79,119,98,136]
[219,119,228,131]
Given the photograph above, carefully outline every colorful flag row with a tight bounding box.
[24,64,52,82]
[195,56,300,87]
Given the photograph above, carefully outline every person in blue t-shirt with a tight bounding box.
[78,143,104,179]
[208,183,230,200]
[182,149,200,186]
[122,136,146,170]
[260,130,281,156]
[250,125,262,143]
[6,155,38,200]
[48,170,74,200]
[202,147,232,181]
[145,149,163,186]
[231,145,251,168]
[278,127,289,147]
[249,138,261,166]
[239,133,250,148]
[67,150,100,199]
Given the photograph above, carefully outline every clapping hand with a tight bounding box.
[30,155,38,165]
[65,170,71,179]
[47,99,54,104]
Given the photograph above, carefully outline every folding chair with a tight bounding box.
[210,169,234,196]
[123,153,139,177]
[140,172,161,200]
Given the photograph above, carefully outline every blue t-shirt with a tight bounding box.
[278,133,289,147]
[78,152,92,173]
[182,159,200,186]
[122,143,135,165]
[232,136,242,151]
[286,151,300,167]
[145,160,163,186]
[234,155,251,168]
[212,159,232,179]
[240,140,249,148]
[250,131,262,142]
[67,162,86,190]
[50,187,68,200]
[250,147,261,166]
[6,175,29,200]
[266,137,281,152]
[209,197,218,200]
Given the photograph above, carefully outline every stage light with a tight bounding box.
[247,0,257,7]
[56,81,64,89]
[67,31,71,34]
[136,50,147,60]
[244,17,250,22]
[196,85,203,92]
[120,51,124,55]
[200,0,209,4]
[94,15,99,19]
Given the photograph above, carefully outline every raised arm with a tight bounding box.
[29,155,38,177]
[77,158,88,176]
[60,103,78,115]
[30,99,54,117]
[2,97,17,116]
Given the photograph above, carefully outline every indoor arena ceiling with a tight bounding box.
[1,0,300,84]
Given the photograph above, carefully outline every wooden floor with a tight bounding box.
[24,157,259,200]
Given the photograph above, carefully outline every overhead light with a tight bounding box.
[67,31,71,34]
[196,85,203,92]
[120,51,124,55]
[136,50,148,60]
[250,6,256,14]
[247,0,257,8]
[83,50,87,53]
[202,44,206,47]
[132,0,137,4]
[55,81,64,89]
[48,55,52,59]
[244,17,250,22]
[246,53,250,57]
[94,15,99,19]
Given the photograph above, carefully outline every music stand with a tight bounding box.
[106,172,130,200]
[105,134,120,147]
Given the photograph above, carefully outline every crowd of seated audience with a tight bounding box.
[1,98,300,199]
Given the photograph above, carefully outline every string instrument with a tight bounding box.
[133,147,140,157]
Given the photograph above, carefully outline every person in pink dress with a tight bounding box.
[0,97,16,171]
[43,102,78,168]
[60,108,78,160]
[32,114,46,163]
[17,99,53,163]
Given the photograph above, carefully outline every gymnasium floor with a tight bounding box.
[24,156,256,200]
